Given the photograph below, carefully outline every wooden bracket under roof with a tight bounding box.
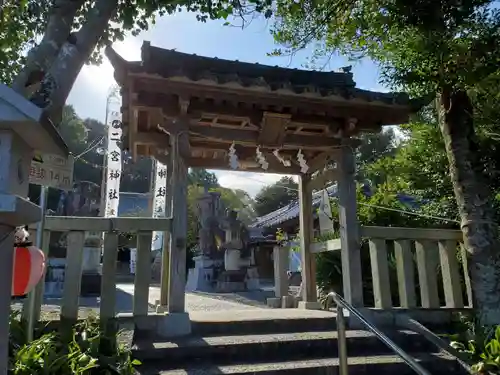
[258,112,291,147]
[105,41,422,174]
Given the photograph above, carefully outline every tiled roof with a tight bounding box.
[139,43,360,97]
[249,186,338,229]
[107,41,415,107]
[250,186,424,229]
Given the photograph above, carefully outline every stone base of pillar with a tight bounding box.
[267,295,299,308]
[298,301,322,310]
[282,295,297,308]
[80,273,101,297]
[157,312,191,338]
[266,297,282,308]
[215,269,246,292]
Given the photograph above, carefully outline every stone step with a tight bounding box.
[132,330,437,368]
[191,315,336,336]
[136,352,465,374]
[189,309,337,336]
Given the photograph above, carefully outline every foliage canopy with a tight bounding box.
[272,0,500,95]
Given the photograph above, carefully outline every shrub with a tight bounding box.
[449,315,500,374]
[9,312,140,374]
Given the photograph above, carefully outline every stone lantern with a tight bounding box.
[0,84,68,375]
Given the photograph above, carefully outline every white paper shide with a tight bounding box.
[151,160,168,251]
[104,109,122,218]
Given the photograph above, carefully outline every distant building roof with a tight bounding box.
[249,186,337,229]
[250,185,423,229]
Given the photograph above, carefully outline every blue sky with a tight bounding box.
[67,12,388,196]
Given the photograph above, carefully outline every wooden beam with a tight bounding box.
[261,150,301,174]
[307,151,337,173]
[167,119,189,314]
[133,103,360,150]
[361,226,463,241]
[186,156,302,174]
[258,112,291,146]
[132,129,342,170]
[134,90,343,127]
[310,169,339,191]
[40,217,172,232]
[135,131,170,146]
[298,174,317,303]
[189,125,341,150]
[130,74,412,126]
[152,152,171,166]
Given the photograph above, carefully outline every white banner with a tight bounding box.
[104,109,122,218]
[151,160,167,251]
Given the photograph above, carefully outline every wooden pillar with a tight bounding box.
[159,153,173,308]
[167,126,189,314]
[298,174,317,305]
[338,145,364,307]
[273,245,290,298]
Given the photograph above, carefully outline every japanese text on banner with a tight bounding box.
[105,110,122,218]
[151,160,168,251]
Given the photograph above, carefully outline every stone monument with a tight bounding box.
[216,209,260,292]
[185,187,223,292]
[186,188,262,293]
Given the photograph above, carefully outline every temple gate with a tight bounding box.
[106,41,419,335]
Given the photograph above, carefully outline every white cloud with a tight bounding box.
[213,170,297,197]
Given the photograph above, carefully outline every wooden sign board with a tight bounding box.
[29,152,74,190]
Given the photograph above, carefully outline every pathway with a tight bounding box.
[11,283,273,320]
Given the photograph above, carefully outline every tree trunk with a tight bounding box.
[27,0,118,123]
[12,0,85,94]
[438,88,500,326]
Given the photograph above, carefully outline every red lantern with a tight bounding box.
[12,246,46,297]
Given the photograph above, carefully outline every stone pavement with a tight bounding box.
[118,283,272,312]
[12,283,274,320]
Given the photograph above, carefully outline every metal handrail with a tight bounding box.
[327,291,432,375]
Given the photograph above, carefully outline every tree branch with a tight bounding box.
[29,0,119,124]
[73,0,119,57]
[12,0,85,94]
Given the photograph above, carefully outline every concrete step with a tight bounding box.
[132,330,436,368]
[191,314,336,336]
[136,352,464,374]
[186,309,337,337]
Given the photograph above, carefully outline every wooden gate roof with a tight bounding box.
[106,41,421,174]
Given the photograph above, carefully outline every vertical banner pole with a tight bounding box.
[104,108,122,219]
[151,160,168,252]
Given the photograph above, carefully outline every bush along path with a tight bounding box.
[447,315,500,375]
[8,312,140,374]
